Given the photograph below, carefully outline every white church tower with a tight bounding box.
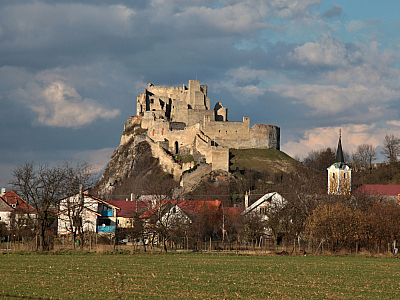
[327,131,352,195]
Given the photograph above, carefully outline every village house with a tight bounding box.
[57,193,120,235]
[106,198,150,228]
[0,188,36,230]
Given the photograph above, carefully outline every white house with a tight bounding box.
[57,193,120,235]
[241,192,286,219]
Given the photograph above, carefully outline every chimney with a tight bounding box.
[245,191,249,210]
[0,188,5,196]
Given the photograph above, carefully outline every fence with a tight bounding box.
[1,234,398,255]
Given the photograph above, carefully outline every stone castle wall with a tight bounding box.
[129,80,279,174]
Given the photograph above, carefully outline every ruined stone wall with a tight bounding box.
[211,146,229,172]
[249,124,280,150]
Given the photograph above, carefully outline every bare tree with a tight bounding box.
[59,162,95,249]
[11,162,94,251]
[241,212,267,250]
[352,144,377,173]
[11,163,66,251]
[381,134,400,163]
[302,147,336,172]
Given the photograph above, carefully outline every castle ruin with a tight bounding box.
[121,80,280,180]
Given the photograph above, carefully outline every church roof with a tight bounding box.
[336,135,345,164]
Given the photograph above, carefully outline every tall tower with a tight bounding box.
[327,131,352,195]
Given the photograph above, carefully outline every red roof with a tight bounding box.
[139,200,176,218]
[177,200,221,216]
[107,200,150,218]
[354,185,400,196]
[1,190,35,212]
[224,206,244,216]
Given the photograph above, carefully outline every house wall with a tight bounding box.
[0,211,11,228]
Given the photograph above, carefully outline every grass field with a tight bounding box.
[1,252,399,299]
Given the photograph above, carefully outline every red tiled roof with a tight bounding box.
[107,200,150,218]
[224,206,244,216]
[354,185,400,196]
[139,200,176,218]
[1,190,35,212]
[177,200,221,217]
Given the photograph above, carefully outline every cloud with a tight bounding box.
[269,82,400,115]
[269,0,320,19]
[11,79,120,128]
[289,37,348,67]
[346,20,365,33]
[72,147,116,173]
[282,123,385,160]
[322,4,343,19]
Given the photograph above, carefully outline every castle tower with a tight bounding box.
[327,131,351,195]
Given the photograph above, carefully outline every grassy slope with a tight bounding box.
[0,253,399,299]
[229,148,301,174]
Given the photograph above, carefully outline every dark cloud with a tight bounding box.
[322,4,343,19]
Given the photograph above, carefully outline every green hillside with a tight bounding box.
[229,148,301,174]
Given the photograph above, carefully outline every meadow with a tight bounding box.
[0,252,399,299]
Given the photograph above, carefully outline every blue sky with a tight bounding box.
[1,0,400,188]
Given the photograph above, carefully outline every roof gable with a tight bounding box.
[242,192,286,215]
[0,197,13,211]
[1,190,35,212]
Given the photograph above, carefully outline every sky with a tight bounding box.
[1,0,400,188]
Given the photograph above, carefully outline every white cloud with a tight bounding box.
[11,78,120,128]
[173,1,271,34]
[290,37,348,67]
[346,20,365,33]
[387,120,400,127]
[282,123,385,160]
[270,0,320,19]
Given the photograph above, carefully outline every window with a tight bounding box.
[332,173,335,179]
[343,173,346,179]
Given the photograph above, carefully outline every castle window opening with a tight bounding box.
[332,173,335,179]
[175,141,179,154]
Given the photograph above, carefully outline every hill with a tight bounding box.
[229,148,300,174]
